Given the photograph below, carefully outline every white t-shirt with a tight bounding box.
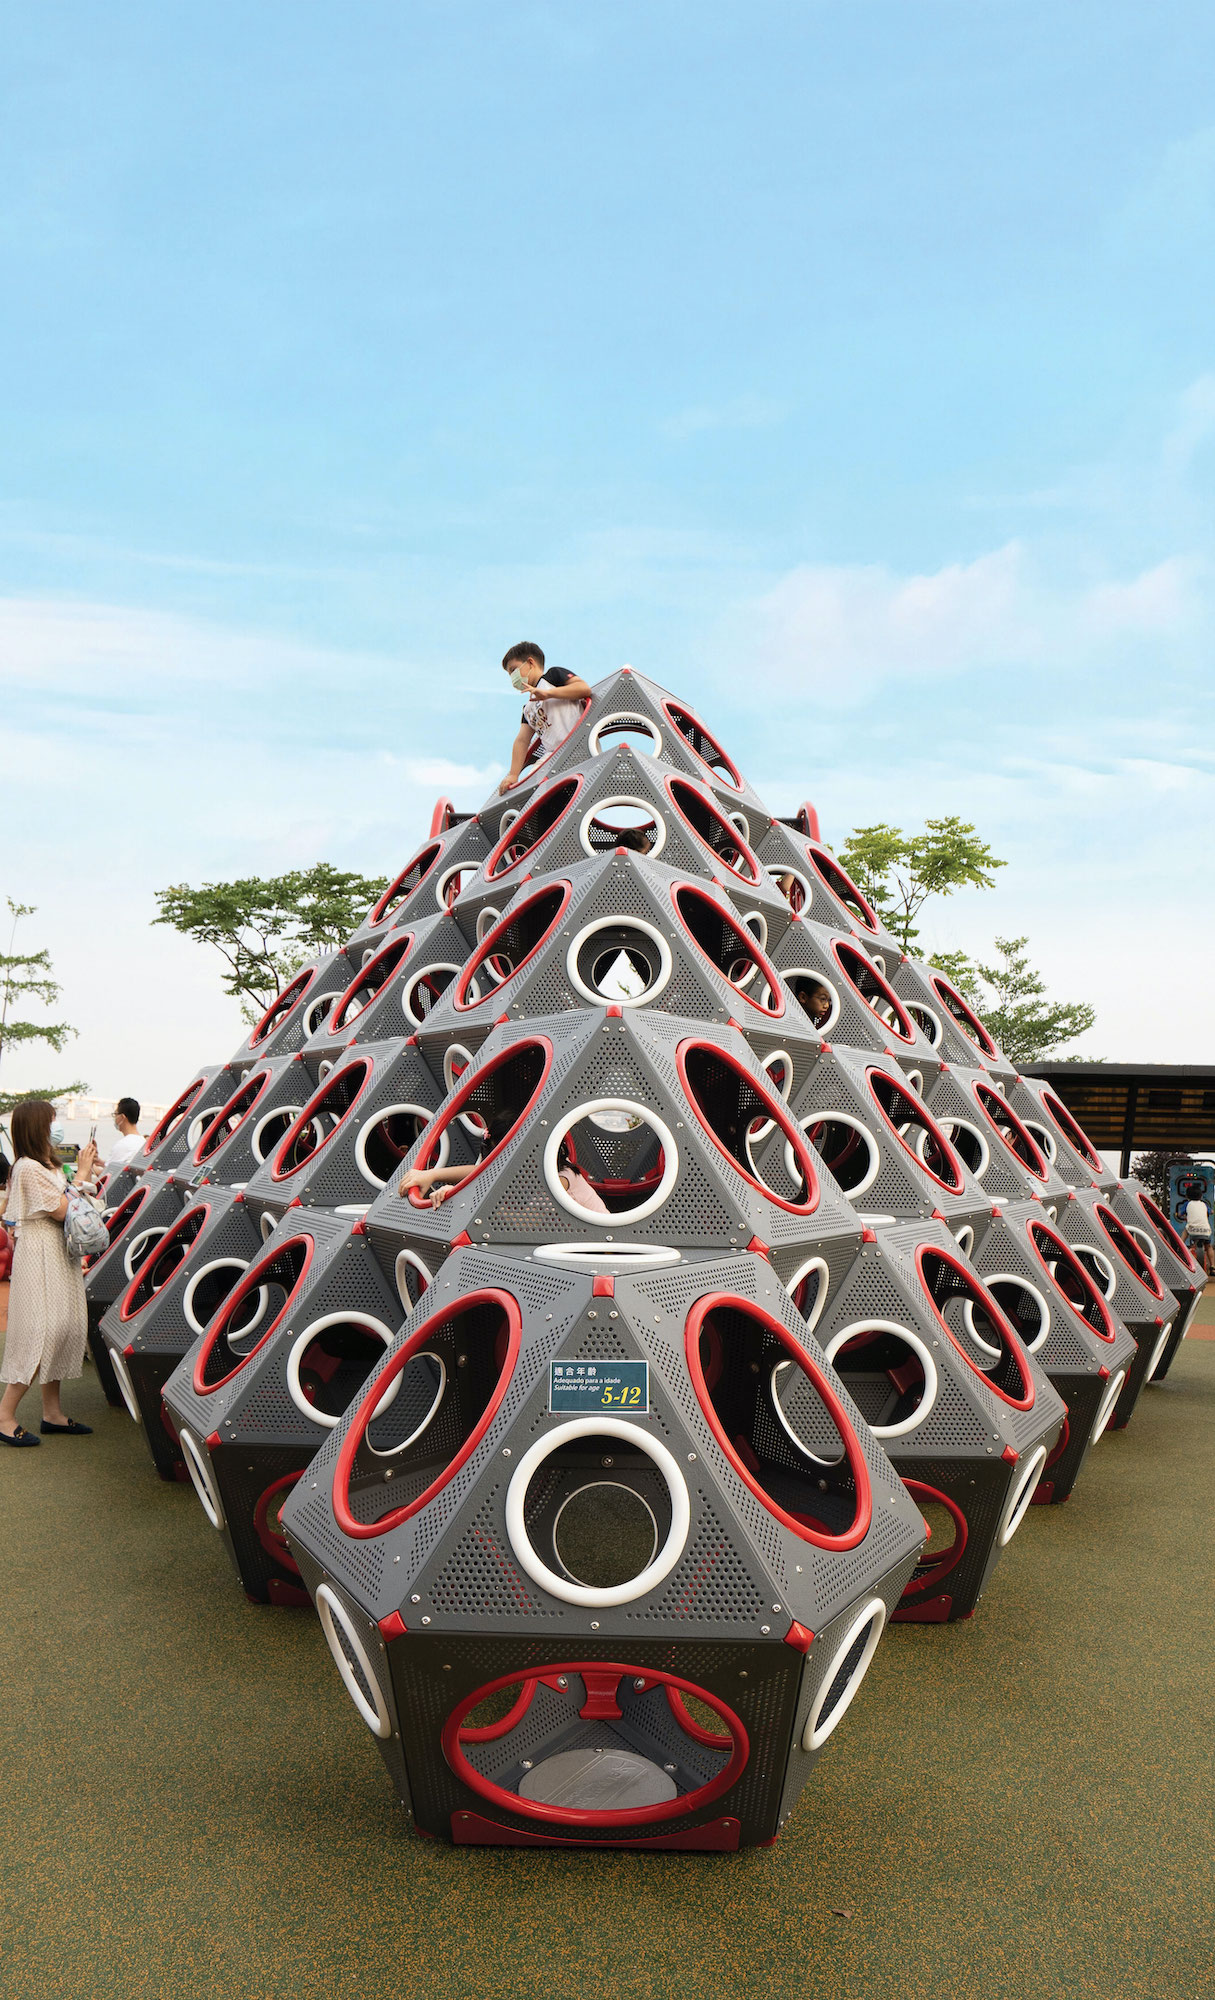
[523,669,582,759]
[1184,1198,1211,1238]
[104,1131,144,1177]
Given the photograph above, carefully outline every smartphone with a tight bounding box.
[88,1124,97,1142]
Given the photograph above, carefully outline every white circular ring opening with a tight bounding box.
[783,1255,831,1335]
[930,1118,991,1182]
[251,1104,306,1164]
[108,1345,142,1424]
[532,1242,682,1272]
[781,968,841,1036]
[587,711,662,758]
[123,1226,167,1282]
[395,1246,436,1309]
[179,1427,225,1531]
[315,1583,392,1738]
[742,910,768,951]
[978,1273,1051,1354]
[953,1225,975,1256]
[1074,1244,1117,1300]
[565,915,673,1009]
[361,1348,449,1458]
[997,1444,1048,1545]
[543,1101,679,1223]
[1145,1324,1173,1384]
[1127,1224,1158,1268]
[285,1312,399,1429]
[505,1418,690,1607]
[788,1112,880,1201]
[302,994,336,1038]
[767,864,813,914]
[1022,1120,1058,1166]
[354,1103,449,1189]
[182,1257,262,1337]
[259,1212,277,1242]
[822,1321,940,1439]
[802,1598,887,1751]
[577,797,667,860]
[475,907,502,942]
[908,1003,944,1048]
[1090,1369,1127,1442]
[186,1108,218,1150]
[434,863,470,913]
[402,964,461,1026]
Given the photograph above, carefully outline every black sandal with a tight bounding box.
[0,1426,42,1447]
[39,1419,93,1435]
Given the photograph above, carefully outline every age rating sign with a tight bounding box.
[549,1360,649,1413]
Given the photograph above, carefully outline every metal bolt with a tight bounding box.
[590,1620,600,1630]
[521,1760,533,1771]
[421,1615,431,1625]
[664,1763,677,1773]
[688,1452,697,1462]
[761,1626,771,1635]
[739,1670,749,1678]
[633,1678,646,1690]
[410,1594,421,1603]
[609,1310,618,1319]
[502,1447,511,1457]
[773,1605,781,1613]
[556,1677,568,1690]
[602,1456,614,1467]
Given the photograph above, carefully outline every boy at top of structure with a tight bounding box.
[498,642,593,794]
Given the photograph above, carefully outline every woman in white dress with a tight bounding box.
[0,1099,101,1448]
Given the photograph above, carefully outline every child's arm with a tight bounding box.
[398,1162,476,1197]
[499,720,537,794]
[533,673,593,702]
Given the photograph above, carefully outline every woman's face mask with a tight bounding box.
[509,667,531,693]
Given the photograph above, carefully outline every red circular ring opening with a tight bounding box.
[141,1077,208,1157]
[118,1202,210,1322]
[661,700,743,789]
[973,1084,1049,1181]
[1039,1090,1102,1171]
[484,776,584,881]
[900,1481,969,1597]
[914,1244,1035,1409]
[805,846,881,933]
[930,975,998,1058]
[670,883,786,1017]
[1094,1202,1166,1300]
[832,941,915,1042]
[455,882,572,1010]
[676,1040,820,1214]
[405,1037,554,1207]
[664,776,762,884]
[369,842,443,926]
[1024,1219,1116,1342]
[270,1058,374,1183]
[248,968,317,1049]
[442,1662,749,1828]
[1136,1191,1196,1271]
[330,934,416,1034]
[254,1472,302,1573]
[191,1233,316,1395]
[865,1067,965,1193]
[685,1293,873,1549]
[333,1288,522,1538]
[192,1070,272,1165]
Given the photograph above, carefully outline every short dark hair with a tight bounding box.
[116,1096,140,1124]
[502,641,544,670]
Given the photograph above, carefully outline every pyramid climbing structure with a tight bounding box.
[90,669,1186,1852]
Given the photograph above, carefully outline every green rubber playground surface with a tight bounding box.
[2,1292,1213,2000]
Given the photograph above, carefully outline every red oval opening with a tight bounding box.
[193,1071,272,1164]
[900,1481,969,1599]
[193,1235,315,1393]
[685,1294,873,1548]
[915,1246,1034,1408]
[455,883,571,1009]
[407,1039,553,1206]
[1136,1191,1196,1271]
[1094,1203,1166,1300]
[248,968,317,1049]
[333,1289,522,1537]
[271,1058,373,1182]
[485,777,583,881]
[442,1664,749,1828]
[974,1084,1048,1180]
[866,1069,965,1192]
[662,701,742,789]
[666,778,760,883]
[369,842,443,926]
[330,935,415,1034]
[677,1040,820,1213]
[119,1203,209,1321]
[672,884,784,1015]
[1039,1090,1103,1171]
[805,846,880,933]
[833,942,915,1042]
[141,1077,208,1158]
[930,975,998,1058]
[99,1185,150,1250]
[1025,1220,1116,1341]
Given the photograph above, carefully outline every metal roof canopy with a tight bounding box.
[1021,1063,1215,1174]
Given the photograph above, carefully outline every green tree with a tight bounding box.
[1130,1148,1186,1209]
[153,863,389,1023]
[838,818,1006,954]
[0,899,87,1119]
[932,935,1095,1065]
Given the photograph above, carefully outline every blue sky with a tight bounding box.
[2,2,1212,1105]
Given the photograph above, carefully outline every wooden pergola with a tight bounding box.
[1021,1063,1215,1175]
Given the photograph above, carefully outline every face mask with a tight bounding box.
[509,668,530,693]
[50,1124,65,1147]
